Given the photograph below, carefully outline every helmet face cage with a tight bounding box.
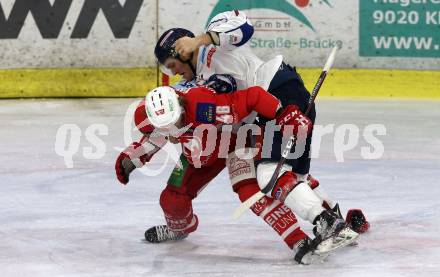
[155,28,195,65]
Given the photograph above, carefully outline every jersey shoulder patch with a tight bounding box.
[196,103,216,123]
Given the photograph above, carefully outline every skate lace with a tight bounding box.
[316,213,345,240]
[156,225,177,241]
[155,225,188,242]
[315,218,329,239]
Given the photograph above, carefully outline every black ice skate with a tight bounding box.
[293,237,327,265]
[332,203,344,219]
[312,210,359,254]
[144,225,188,243]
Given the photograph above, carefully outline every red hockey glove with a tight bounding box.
[115,142,150,185]
[275,105,313,136]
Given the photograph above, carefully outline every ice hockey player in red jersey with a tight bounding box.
[130,84,359,259]
[116,86,324,264]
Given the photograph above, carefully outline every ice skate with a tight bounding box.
[144,225,188,243]
[293,237,328,265]
[312,210,359,254]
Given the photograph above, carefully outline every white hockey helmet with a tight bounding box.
[145,86,182,129]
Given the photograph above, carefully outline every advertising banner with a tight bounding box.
[1,0,439,70]
[360,0,440,58]
[0,0,156,68]
[160,0,440,70]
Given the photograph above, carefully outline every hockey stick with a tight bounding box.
[233,46,338,219]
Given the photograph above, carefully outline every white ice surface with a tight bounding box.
[1,98,440,277]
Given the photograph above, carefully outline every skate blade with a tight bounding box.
[315,228,359,255]
[300,251,329,265]
[349,240,359,247]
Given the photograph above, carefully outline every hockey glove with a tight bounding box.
[206,74,237,94]
[115,142,150,185]
[275,105,313,136]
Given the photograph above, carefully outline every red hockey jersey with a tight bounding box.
[176,86,279,167]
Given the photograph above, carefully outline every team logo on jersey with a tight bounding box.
[207,0,332,31]
[206,48,216,68]
[196,103,216,123]
[228,157,251,178]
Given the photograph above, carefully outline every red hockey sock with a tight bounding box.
[235,180,308,249]
[160,187,199,234]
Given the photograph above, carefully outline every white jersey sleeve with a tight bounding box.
[196,44,282,91]
[205,10,254,50]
